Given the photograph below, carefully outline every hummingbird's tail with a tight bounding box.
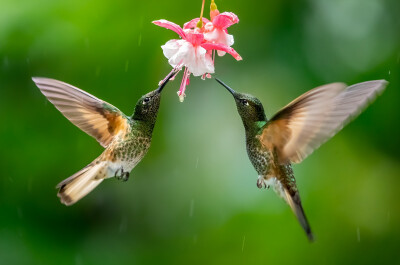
[284,189,314,242]
[56,161,108,206]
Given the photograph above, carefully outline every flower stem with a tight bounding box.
[197,0,206,28]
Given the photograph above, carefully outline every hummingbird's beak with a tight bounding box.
[215,78,236,96]
[157,69,179,94]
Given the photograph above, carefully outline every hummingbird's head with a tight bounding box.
[132,70,177,122]
[216,79,267,126]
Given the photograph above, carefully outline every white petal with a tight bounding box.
[226,33,234,46]
[168,40,193,67]
[204,29,220,43]
[187,46,214,76]
[161,40,181,60]
[163,40,215,76]
[217,50,227,56]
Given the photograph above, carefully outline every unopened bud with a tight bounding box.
[210,0,220,21]
[196,18,203,28]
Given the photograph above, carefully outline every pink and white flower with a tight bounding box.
[153,7,241,102]
[184,12,239,57]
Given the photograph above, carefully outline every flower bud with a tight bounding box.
[210,0,220,21]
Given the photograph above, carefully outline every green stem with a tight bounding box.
[197,0,206,28]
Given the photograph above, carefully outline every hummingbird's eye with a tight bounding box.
[240,99,249,106]
[143,97,150,104]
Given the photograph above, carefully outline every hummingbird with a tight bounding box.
[33,70,177,206]
[216,78,387,241]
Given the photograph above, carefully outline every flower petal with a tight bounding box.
[186,46,214,76]
[161,39,182,60]
[212,12,239,29]
[153,19,186,39]
[168,40,193,67]
[201,43,242,61]
[204,29,234,47]
[185,32,204,46]
[183,18,211,29]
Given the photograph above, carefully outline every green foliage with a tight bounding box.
[1,0,399,264]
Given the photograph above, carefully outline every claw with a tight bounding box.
[115,167,129,182]
[257,176,271,189]
[257,177,265,189]
[122,172,130,182]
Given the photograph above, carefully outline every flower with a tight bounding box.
[183,1,239,57]
[153,4,241,102]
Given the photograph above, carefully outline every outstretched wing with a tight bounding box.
[33,77,130,148]
[259,80,387,163]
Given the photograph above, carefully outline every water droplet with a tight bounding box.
[138,33,142,46]
[195,157,199,169]
[242,235,246,252]
[189,199,195,217]
[125,60,130,72]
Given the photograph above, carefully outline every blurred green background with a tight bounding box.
[1,0,400,264]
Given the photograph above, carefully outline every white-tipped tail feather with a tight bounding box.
[56,161,108,206]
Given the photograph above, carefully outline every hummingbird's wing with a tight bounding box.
[259,80,387,163]
[33,77,130,148]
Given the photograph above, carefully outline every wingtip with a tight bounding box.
[306,230,315,242]
[57,189,75,206]
[32,77,48,85]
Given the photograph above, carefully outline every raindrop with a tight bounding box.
[125,60,130,72]
[138,33,142,46]
[388,70,391,75]
[189,199,195,217]
[193,234,197,244]
[242,235,246,252]
[195,157,199,169]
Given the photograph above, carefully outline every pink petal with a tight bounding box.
[152,19,186,39]
[212,12,239,29]
[185,32,204,46]
[178,68,190,102]
[201,43,242,61]
[183,18,211,29]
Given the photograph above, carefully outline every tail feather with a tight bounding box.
[284,189,314,241]
[57,161,108,206]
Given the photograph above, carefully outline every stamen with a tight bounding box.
[196,0,206,28]
[178,67,189,102]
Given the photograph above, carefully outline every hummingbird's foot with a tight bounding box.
[115,167,130,182]
[257,176,270,189]
[121,172,130,182]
